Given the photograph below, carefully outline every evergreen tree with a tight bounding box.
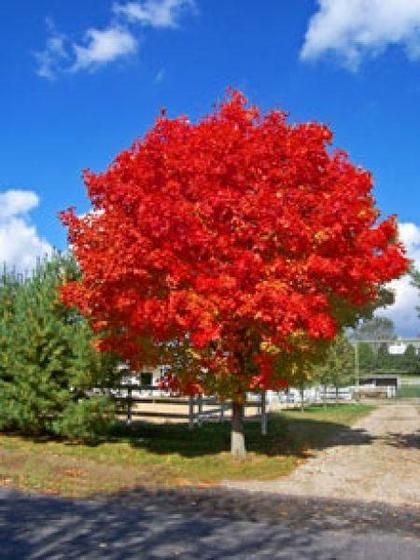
[0,254,119,439]
[0,266,21,419]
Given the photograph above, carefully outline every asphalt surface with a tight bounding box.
[0,487,419,559]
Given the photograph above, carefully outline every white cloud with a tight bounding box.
[301,0,420,69]
[35,34,69,80]
[71,26,138,72]
[113,0,195,28]
[376,222,420,336]
[0,190,52,272]
[34,19,70,80]
[35,23,137,79]
[0,190,40,220]
[35,0,195,79]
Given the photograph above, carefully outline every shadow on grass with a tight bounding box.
[103,408,376,459]
[3,406,375,458]
[1,406,376,459]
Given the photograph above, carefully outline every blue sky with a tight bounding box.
[2,0,420,333]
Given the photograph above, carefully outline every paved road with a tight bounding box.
[0,487,419,559]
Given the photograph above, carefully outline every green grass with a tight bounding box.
[0,403,374,498]
[397,384,420,398]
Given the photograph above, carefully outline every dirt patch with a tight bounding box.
[120,401,260,424]
[225,403,420,507]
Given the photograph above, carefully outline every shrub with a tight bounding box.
[53,396,116,442]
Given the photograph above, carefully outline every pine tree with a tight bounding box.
[0,254,119,438]
[0,266,21,423]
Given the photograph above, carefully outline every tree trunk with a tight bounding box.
[323,384,328,409]
[231,401,246,458]
[335,386,339,404]
[300,386,305,412]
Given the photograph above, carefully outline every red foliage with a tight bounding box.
[61,91,408,397]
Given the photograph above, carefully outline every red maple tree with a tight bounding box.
[61,91,408,456]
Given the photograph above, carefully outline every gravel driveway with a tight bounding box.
[226,403,420,507]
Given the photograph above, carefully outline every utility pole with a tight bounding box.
[354,341,360,387]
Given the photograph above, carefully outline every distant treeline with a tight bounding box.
[358,342,420,375]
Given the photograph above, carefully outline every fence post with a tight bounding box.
[127,385,132,425]
[188,396,194,430]
[261,391,267,435]
[197,394,203,426]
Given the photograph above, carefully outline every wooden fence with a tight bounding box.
[108,385,268,434]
